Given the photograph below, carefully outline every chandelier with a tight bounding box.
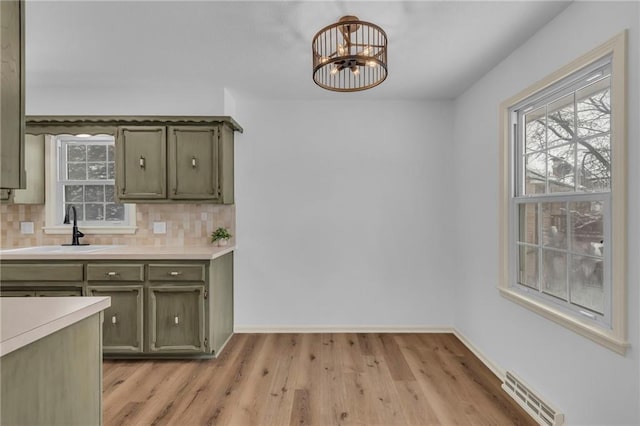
[312,16,388,92]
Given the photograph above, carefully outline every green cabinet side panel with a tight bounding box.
[0,0,25,190]
[116,126,167,199]
[210,252,234,354]
[0,314,102,426]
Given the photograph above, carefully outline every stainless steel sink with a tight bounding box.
[0,245,125,254]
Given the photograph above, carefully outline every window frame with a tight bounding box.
[498,31,628,354]
[44,134,137,235]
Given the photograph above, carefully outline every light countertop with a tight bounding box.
[0,244,235,260]
[0,297,111,357]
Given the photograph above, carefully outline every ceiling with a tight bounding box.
[26,1,571,100]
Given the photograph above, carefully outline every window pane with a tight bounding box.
[525,106,546,154]
[105,185,115,202]
[548,144,575,192]
[542,202,567,249]
[525,151,546,194]
[576,76,610,138]
[570,254,604,314]
[67,163,86,180]
[577,136,610,191]
[85,185,104,202]
[85,203,104,221]
[542,249,567,300]
[87,145,107,162]
[87,162,107,180]
[64,185,84,202]
[67,145,86,162]
[518,245,538,290]
[570,201,604,257]
[547,93,575,147]
[105,204,125,221]
[518,203,538,244]
[64,203,83,221]
[107,162,115,179]
[107,144,115,161]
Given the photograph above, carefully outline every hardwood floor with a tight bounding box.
[103,333,536,426]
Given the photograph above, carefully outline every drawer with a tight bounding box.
[87,264,145,282]
[148,264,205,282]
[0,264,84,282]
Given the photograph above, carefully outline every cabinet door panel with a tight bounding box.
[88,285,143,353]
[116,126,166,199]
[168,126,219,200]
[149,285,205,353]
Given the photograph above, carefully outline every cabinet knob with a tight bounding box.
[139,156,146,169]
[174,315,180,325]
[191,157,197,168]
[106,271,118,277]
[169,271,182,276]
[111,315,117,325]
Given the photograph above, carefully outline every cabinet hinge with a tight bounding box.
[204,337,208,348]
[204,289,208,299]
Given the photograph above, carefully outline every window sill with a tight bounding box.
[498,287,629,355]
[43,225,137,235]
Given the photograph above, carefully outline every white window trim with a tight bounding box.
[43,135,138,235]
[498,31,628,354]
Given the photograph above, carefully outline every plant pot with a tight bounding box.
[217,239,229,247]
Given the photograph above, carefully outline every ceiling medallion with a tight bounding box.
[312,15,388,92]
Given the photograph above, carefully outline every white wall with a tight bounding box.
[452,2,639,424]
[234,99,456,328]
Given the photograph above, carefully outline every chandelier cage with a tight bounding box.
[312,16,388,92]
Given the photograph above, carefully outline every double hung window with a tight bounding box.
[499,32,627,353]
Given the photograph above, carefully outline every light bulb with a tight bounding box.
[351,66,360,76]
[361,45,371,56]
[320,56,329,64]
[330,66,339,75]
[337,44,346,55]
[366,60,378,68]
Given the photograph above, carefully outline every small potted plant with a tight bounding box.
[211,227,232,247]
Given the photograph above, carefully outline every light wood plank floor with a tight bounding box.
[103,333,536,425]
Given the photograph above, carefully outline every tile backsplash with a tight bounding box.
[0,204,235,248]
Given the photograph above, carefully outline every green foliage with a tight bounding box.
[211,227,232,242]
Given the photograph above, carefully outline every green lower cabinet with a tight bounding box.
[87,285,144,353]
[149,285,206,353]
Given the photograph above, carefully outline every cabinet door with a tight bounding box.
[87,285,144,353]
[168,126,220,200]
[116,126,166,200]
[149,285,205,353]
[0,0,25,190]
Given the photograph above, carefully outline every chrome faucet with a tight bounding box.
[63,205,86,246]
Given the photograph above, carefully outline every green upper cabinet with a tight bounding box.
[116,126,167,200]
[114,121,237,204]
[169,126,220,201]
[0,0,25,190]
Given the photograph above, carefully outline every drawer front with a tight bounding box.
[0,264,84,282]
[0,289,36,297]
[148,264,205,282]
[87,264,144,282]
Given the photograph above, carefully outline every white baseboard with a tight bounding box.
[234,325,455,334]
[452,329,505,380]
